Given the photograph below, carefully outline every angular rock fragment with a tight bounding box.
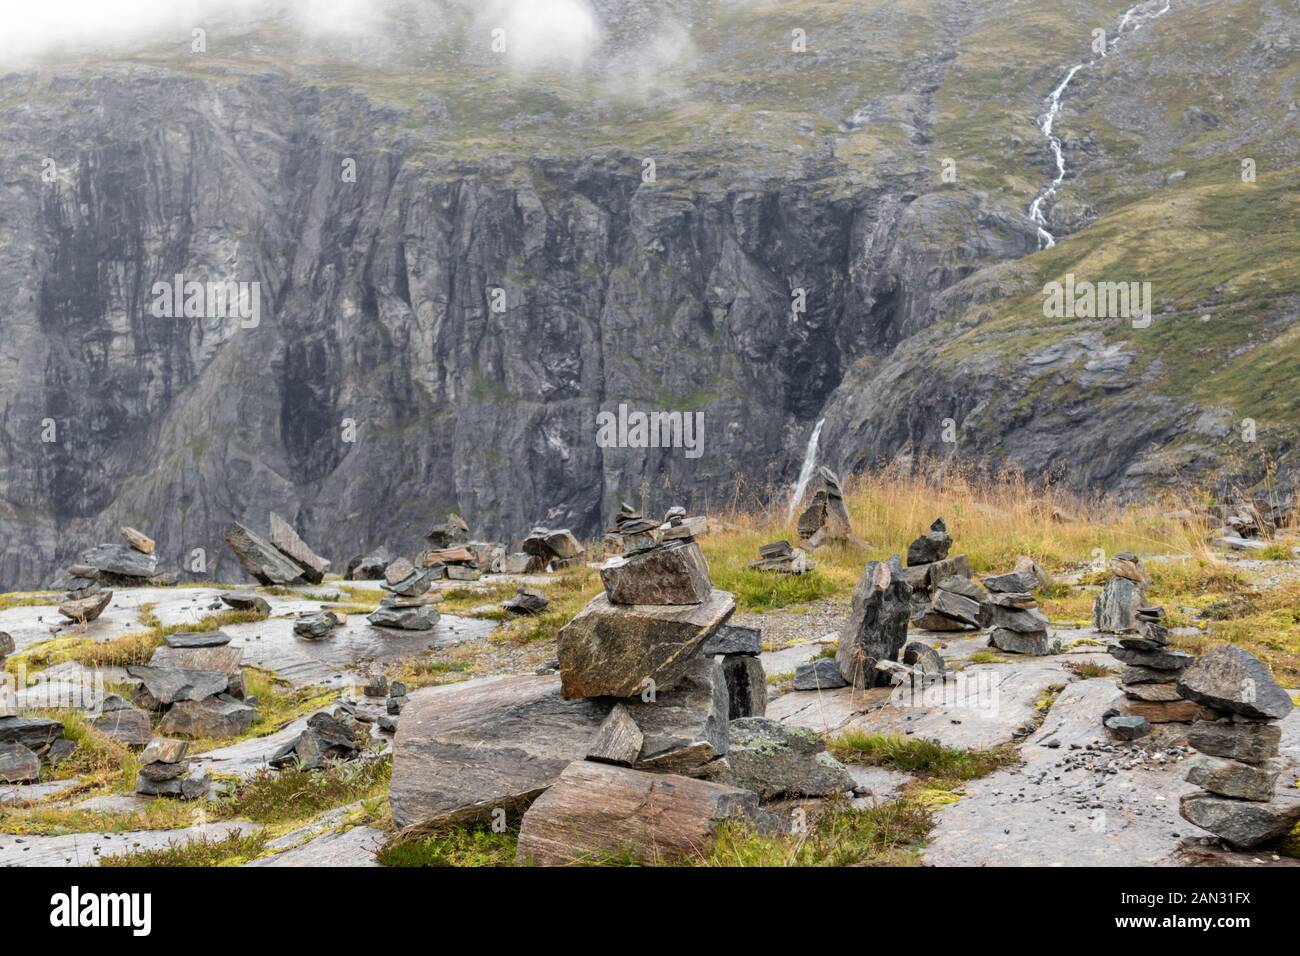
[90,707,153,746]
[502,588,549,615]
[0,716,64,750]
[220,591,271,616]
[160,695,256,738]
[982,569,1040,594]
[599,539,712,605]
[1104,714,1151,740]
[79,543,158,579]
[557,590,735,700]
[164,630,232,649]
[1187,718,1282,764]
[293,611,342,640]
[224,523,306,586]
[1176,645,1294,721]
[349,547,394,580]
[1179,786,1300,848]
[906,518,951,566]
[1185,755,1283,802]
[367,604,440,631]
[1093,576,1146,633]
[120,526,156,555]
[989,628,1051,656]
[793,657,849,691]
[796,467,852,549]
[126,665,228,705]
[140,738,189,765]
[835,557,912,688]
[902,641,946,676]
[721,654,767,720]
[586,703,643,766]
[137,769,209,800]
[515,760,761,866]
[702,624,762,656]
[623,655,730,774]
[425,513,470,550]
[0,743,40,783]
[707,717,854,800]
[58,590,112,623]
[1106,646,1194,670]
[269,512,331,584]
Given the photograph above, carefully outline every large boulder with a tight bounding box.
[835,557,912,688]
[707,717,854,800]
[1180,785,1300,848]
[269,512,331,584]
[78,543,158,579]
[125,665,228,705]
[795,467,852,548]
[389,674,608,830]
[224,523,306,586]
[1176,645,1294,721]
[515,760,761,866]
[598,539,712,605]
[557,589,735,699]
[793,658,849,690]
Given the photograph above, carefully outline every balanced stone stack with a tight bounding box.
[900,518,976,607]
[225,513,330,586]
[985,587,1051,656]
[795,466,853,549]
[610,504,658,554]
[1110,607,1201,725]
[50,530,173,593]
[523,527,586,571]
[1093,552,1148,633]
[57,584,113,625]
[1176,646,1300,848]
[270,707,363,771]
[421,546,482,581]
[136,738,208,800]
[747,539,812,574]
[126,631,256,739]
[367,557,441,630]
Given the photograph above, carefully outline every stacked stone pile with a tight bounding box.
[1093,552,1148,633]
[270,706,364,771]
[1108,606,1202,727]
[420,546,483,581]
[747,539,812,574]
[794,466,852,549]
[1176,646,1300,848]
[425,513,470,550]
[985,583,1051,657]
[225,513,330,586]
[125,630,256,739]
[136,738,208,800]
[900,518,987,632]
[49,526,176,591]
[363,556,441,631]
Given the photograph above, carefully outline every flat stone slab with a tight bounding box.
[0,779,82,806]
[759,636,837,676]
[0,821,260,867]
[247,825,384,867]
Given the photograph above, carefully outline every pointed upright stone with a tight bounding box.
[836,556,912,688]
[269,512,331,584]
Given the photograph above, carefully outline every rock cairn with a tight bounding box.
[367,556,441,631]
[425,513,470,550]
[225,513,330,586]
[136,738,208,800]
[523,527,586,571]
[1206,495,1292,550]
[420,546,484,581]
[1104,606,1195,739]
[985,574,1051,657]
[125,630,256,740]
[1176,645,1300,848]
[747,539,813,574]
[1107,606,1200,728]
[270,705,364,771]
[1093,551,1148,633]
[902,517,987,631]
[50,526,175,591]
[795,466,852,549]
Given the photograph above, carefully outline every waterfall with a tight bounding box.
[788,418,826,519]
[1027,2,1174,250]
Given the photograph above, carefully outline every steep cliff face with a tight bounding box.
[1,0,1295,588]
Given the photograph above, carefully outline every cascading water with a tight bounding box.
[1027,1,1173,249]
[787,418,825,518]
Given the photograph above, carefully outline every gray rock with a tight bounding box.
[224,523,307,586]
[708,717,854,800]
[90,707,153,746]
[425,513,470,549]
[78,543,158,579]
[990,627,1051,656]
[58,590,113,623]
[219,592,271,615]
[523,528,583,560]
[1187,718,1282,764]
[1176,645,1294,721]
[702,624,762,656]
[721,654,767,719]
[982,570,1039,593]
[990,604,1049,633]
[623,654,730,774]
[378,716,398,734]
[557,589,735,699]
[902,641,945,675]
[598,539,712,605]
[0,631,13,662]
[389,674,609,829]
[137,769,209,800]
[165,630,233,648]
[0,716,64,750]
[350,547,394,580]
[160,696,256,738]
[1180,785,1300,848]
[502,588,549,615]
[1121,664,1181,684]
[367,604,440,631]
[793,657,849,691]
[836,556,912,688]
[1106,646,1194,670]
[0,743,40,783]
[934,574,986,603]
[125,665,229,704]
[906,518,951,565]
[293,611,341,640]
[149,645,243,685]
[138,759,190,783]
[269,512,331,584]
[1103,714,1151,740]
[911,602,972,631]
[1186,755,1283,802]
[1121,682,1183,702]
[586,703,643,766]
[929,587,984,628]
[1093,576,1146,633]
[140,738,189,764]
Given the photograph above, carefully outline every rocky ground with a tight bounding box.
[3,539,1296,867]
